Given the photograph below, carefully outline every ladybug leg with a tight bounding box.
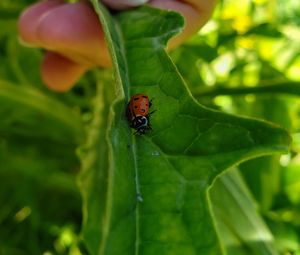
[149,97,155,108]
[134,129,144,136]
[146,121,152,131]
[148,98,156,116]
[149,109,156,115]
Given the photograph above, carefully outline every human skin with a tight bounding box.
[18,0,217,92]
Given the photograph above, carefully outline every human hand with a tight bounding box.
[18,0,217,92]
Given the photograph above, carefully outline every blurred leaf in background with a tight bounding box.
[0,0,93,254]
[172,0,300,254]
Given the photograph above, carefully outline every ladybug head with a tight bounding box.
[131,116,151,135]
[131,116,148,129]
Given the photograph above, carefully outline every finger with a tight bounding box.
[41,51,88,92]
[36,2,111,67]
[18,0,65,46]
[149,0,217,48]
[19,1,111,68]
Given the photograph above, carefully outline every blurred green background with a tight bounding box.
[1,0,300,254]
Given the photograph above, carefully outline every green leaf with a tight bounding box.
[79,3,291,255]
[240,156,281,212]
[170,43,218,90]
[0,135,79,194]
[210,169,279,255]
[0,80,83,143]
[283,161,300,205]
[194,81,300,98]
[78,72,115,253]
[267,220,300,254]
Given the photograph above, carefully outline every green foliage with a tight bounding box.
[78,2,289,255]
[211,169,278,255]
[0,1,90,254]
[1,0,300,255]
[171,0,300,254]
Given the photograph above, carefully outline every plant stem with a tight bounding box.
[194,81,300,97]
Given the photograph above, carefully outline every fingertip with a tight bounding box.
[18,0,65,45]
[36,2,111,67]
[41,52,88,92]
[149,0,217,49]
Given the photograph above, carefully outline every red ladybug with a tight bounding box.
[126,93,153,134]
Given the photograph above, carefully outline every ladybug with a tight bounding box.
[126,93,154,135]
